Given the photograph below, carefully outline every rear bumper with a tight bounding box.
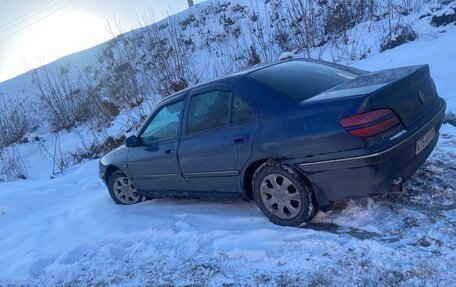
[297,99,446,202]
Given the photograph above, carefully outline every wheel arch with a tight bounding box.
[242,159,268,200]
[243,158,324,209]
[104,165,123,183]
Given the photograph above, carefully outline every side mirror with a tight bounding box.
[124,135,139,147]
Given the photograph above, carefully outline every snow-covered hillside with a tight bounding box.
[1,0,456,286]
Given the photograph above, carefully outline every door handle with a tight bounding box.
[165,146,174,154]
[232,135,247,144]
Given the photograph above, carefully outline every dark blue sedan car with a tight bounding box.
[99,59,446,226]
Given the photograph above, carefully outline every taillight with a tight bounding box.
[340,109,401,138]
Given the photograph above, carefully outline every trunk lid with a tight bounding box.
[308,65,437,127]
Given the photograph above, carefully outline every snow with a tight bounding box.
[1,1,456,286]
[1,136,456,285]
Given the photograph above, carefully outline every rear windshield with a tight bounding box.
[248,60,360,101]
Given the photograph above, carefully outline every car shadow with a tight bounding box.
[303,221,401,242]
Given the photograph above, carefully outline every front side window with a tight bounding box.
[187,90,231,133]
[140,100,183,144]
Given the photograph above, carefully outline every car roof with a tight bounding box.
[158,58,367,105]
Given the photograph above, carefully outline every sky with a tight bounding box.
[0,0,203,83]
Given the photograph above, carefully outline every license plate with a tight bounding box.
[416,128,435,155]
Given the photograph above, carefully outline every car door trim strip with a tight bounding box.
[135,173,181,179]
[184,170,239,178]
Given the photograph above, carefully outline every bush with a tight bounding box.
[140,17,197,97]
[72,135,126,163]
[0,91,30,147]
[0,148,28,182]
[96,36,146,109]
[430,5,456,27]
[32,66,93,131]
[380,24,417,52]
[325,1,354,35]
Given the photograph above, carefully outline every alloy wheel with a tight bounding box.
[113,176,140,204]
[260,173,301,220]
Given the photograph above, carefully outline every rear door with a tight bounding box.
[127,97,190,193]
[178,83,258,195]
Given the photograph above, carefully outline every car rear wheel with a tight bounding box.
[253,162,317,226]
[108,170,142,205]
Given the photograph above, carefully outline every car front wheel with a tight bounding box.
[108,170,142,205]
[253,162,317,226]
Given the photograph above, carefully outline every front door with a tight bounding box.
[127,98,189,193]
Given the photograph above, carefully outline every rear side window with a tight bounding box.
[231,95,253,123]
[248,60,358,101]
[188,90,231,133]
[187,90,254,133]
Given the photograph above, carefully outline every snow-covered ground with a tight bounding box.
[1,1,456,286]
[0,128,455,286]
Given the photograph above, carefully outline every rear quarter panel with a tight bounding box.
[233,76,372,164]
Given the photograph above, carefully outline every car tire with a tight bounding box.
[253,162,317,226]
[107,170,142,205]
